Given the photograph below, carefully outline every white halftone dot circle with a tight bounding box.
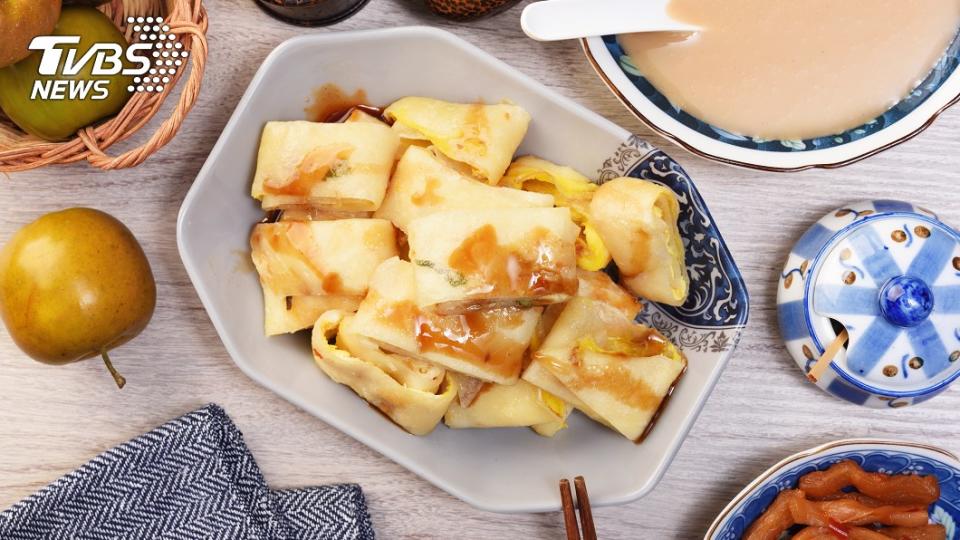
[133,25,140,32]
[136,16,144,22]
[181,51,189,57]
[162,51,169,57]
[146,16,154,22]
[147,86,154,92]
[140,34,148,41]
[127,85,134,92]
[170,51,178,57]
[149,68,156,74]
[156,86,164,92]
[175,42,182,49]
[174,59,182,66]
[162,77,169,83]
[136,85,144,91]
[152,51,160,58]
[154,25,161,31]
[133,76,141,83]
[149,34,157,40]
[156,17,163,22]
[163,25,170,32]
[127,17,135,23]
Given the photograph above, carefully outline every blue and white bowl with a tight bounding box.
[777,200,960,408]
[706,439,960,540]
[581,30,960,171]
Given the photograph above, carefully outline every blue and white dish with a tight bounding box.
[177,27,749,513]
[778,200,960,408]
[581,31,960,171]
[706,439,960,539]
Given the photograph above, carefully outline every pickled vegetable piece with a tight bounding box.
[799,460,940,506]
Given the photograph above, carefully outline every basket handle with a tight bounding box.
[82,0,208,170]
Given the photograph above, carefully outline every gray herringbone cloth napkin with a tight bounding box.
[0,404,375,540]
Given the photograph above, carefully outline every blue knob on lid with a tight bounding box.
[879,275,934,328]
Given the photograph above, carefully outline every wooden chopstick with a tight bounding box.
[574,476,597,540]
[560,477,597,540]
[560,479,581,540]
[807,328,849,383]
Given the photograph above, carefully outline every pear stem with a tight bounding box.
[101,350,126,389]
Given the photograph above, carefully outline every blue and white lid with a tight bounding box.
[779,200,960,401]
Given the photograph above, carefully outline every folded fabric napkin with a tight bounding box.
[0,404,375,540]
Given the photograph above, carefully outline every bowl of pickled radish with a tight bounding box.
[706,439,960,540]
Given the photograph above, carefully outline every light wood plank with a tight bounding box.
[1,1,959,537]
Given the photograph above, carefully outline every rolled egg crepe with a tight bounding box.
[350,257,541,385]
[575,269,643,321]
[589,177,689,306]
[383,97,530,184]
[444,379,566,430]
[502,156,611,271]
[312,310,456,436]
[406,207,580,314]
[261,287,361,336]
[337,314,444,394]
[250,219,397,297]
[523,270,642,422]
[374,145,554,233]
[251,121,399,211]
[533,297,686,441]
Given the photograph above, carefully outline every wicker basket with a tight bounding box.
[0,0,208,172]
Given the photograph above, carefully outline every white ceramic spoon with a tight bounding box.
[521,0,699,42]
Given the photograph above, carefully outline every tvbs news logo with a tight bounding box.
[29,16,188,101]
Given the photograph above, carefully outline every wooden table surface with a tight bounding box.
[2,1,960,538]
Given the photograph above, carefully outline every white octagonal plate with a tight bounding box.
[177,26,749,513]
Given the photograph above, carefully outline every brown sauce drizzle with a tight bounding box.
[263,145,354,196]
[415,309,525,377]
[303,83,392,124]
[305,84,369,122]
[636,365,685,443]
[447,224,573,297]
[416,312,488,363]
[566,354,663,412]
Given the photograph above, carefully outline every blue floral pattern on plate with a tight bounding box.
[602,32,960,153]
[597,135,749,352]
[712,444,960,539]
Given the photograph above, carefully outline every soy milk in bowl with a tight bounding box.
[582,0,960,170]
